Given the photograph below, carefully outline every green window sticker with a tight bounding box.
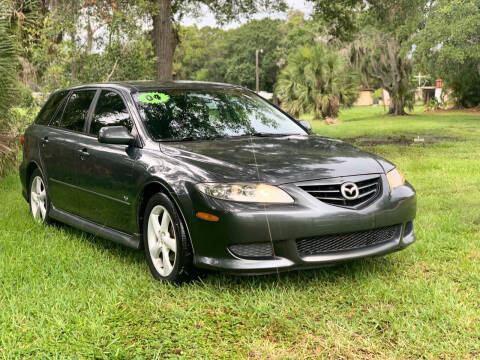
[138,92,170,104]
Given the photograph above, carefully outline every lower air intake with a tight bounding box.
[296,225,400,257]
[229,242,274,259]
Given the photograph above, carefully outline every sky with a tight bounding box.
[87,1,313,53]
[180,0,313,28]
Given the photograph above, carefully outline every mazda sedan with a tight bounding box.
[20,81,416,282]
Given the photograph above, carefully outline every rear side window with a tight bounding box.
[89,90,133,136]
[35,90,68,126]
[57,90,96,132]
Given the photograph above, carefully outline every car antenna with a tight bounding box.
[247,134,281,283]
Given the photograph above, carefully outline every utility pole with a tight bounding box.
[255,49,263,93]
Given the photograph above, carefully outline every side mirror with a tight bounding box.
[298,119,312,132]
[98,126,134,145]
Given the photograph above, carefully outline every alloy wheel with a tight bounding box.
[147,205,177,277]
[30,176,47,222]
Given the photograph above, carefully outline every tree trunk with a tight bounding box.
[152,0,176,81]
[17,56,37,89]
[388,95,408,115]
[86,18,93,55]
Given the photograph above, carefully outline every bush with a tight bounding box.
[15,84,37,109]
[425,97,441,111]
[372,89,383,104]
[0,130,18,177]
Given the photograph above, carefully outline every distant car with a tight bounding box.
[20,81,417,282]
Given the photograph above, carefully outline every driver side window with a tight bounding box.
[90,90,133,136]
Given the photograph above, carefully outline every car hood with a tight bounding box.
[160,135,392,184]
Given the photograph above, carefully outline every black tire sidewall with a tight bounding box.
[29,168,51,224]
[142,193,192,283]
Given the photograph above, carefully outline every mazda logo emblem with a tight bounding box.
[340,182,359,200]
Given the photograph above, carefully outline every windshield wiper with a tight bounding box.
[158,136,196,142]
[158,133,302,142]
[250,132,300,137]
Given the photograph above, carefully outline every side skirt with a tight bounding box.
[50,206,141,249]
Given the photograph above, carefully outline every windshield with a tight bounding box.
[133,90,307,141]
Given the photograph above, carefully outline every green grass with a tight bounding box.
[1,107,479,359]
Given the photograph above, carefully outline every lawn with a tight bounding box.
[1,107,479,359]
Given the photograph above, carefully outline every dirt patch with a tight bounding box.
[324,117,340,125]
[343,135,462,146]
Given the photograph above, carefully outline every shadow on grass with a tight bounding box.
[48,219,145,266]
[47,216,398,291]
[199,256,397,290]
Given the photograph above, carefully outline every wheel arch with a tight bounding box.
[136,180,195,255]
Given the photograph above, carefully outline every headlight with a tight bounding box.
[196,183,294,203]
[386,168,405,190]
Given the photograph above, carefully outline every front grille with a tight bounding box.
[298,175,381,209]
[229,242,273,259]
[296,225,400,257]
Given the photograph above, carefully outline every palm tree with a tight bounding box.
[276,44,359,120]
[0,21,17,129]
[275,59,304,118]
[0,17,18,177]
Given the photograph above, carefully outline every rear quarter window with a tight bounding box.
[34,90,69,126]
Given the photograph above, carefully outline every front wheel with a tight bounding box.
[143,193,194,283]
[29,168,50,223]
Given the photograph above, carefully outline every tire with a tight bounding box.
[29,168,51,224]
[143,192,194,283]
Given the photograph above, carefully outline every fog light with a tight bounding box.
[196,212,220,222]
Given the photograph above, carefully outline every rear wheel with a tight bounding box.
[143,193,194,283]
[29,169,50,223]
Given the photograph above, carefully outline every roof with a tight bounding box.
[66,80,246,93]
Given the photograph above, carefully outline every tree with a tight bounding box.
[15,0,156,90]
[414,0,480,108]
[277,10,323,60]
[276,44,359,120]
[308,0,361,41]
[173,18,284,92]
[150,0,286,81]
[173,25,224,81]
[217,18,282,91]
[348,29,414,115]
[309,0,429,115]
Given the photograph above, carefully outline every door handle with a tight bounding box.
[41,136,49,146]
[78,148,90,160]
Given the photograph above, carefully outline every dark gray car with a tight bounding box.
[20,81,417,282]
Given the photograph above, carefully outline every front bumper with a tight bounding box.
[194,221,415,274]
[188,175,417,275]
